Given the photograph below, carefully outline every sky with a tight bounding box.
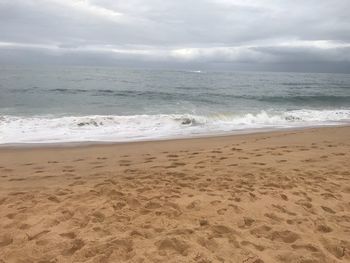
[0,0,350,72]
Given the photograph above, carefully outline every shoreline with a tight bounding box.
[1,123,349,150]
[1,125,349,262]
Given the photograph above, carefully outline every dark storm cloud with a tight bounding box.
[0,0,349,72]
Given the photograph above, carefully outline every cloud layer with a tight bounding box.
[0,0,349,72]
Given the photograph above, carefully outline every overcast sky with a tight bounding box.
[0,0,350,72]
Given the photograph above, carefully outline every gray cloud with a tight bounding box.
[0,0,349,72]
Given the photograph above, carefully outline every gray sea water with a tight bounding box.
[0,66,350,144]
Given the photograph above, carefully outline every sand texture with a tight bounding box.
[0,126,350,263]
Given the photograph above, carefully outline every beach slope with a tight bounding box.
[0,126,349,262]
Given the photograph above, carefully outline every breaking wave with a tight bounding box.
[0,109,350,144]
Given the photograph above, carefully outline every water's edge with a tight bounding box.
[1,124,348,150]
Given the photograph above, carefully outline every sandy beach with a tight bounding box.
[0,126,349,263]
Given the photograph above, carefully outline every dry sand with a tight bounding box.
[0,126,349,263]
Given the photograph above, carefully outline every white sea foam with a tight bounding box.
[188,70,202,73]
[0,109,349,144]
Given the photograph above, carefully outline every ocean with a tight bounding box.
[0,65,349,144]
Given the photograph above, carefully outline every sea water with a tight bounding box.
[0,66,349,144]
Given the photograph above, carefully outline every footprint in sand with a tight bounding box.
[186,200,201,210]
[272,204,297,216]
[295,199,313,209]
[197,237,219,253]
[250,225,272,238]
[89,161,102,165]
[0,234,13,247]
[210,200,222,206]
[92,211,106,223]
[264,213,284,223]
[291,243,319,252]
[47,195,60,203]
[320,237,349,259]
[23,163,34,166]
[217,208,227,215]
[280,194,288,201]
[321,206,336,214]
[19,223,31,230]
[26,230,50,241]
[8,178,27,181]
[238,217,255,228]
[276,160,287,163]
[6,213,16,219]
[61,239,85,256]
[167,154,178,158]
[156,237,190,256]
[240,240,265,251]
[269,230,300,243]
[69,180,86,186]
[251,162,266,166]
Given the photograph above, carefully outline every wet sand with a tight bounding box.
[0,126,349,263]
